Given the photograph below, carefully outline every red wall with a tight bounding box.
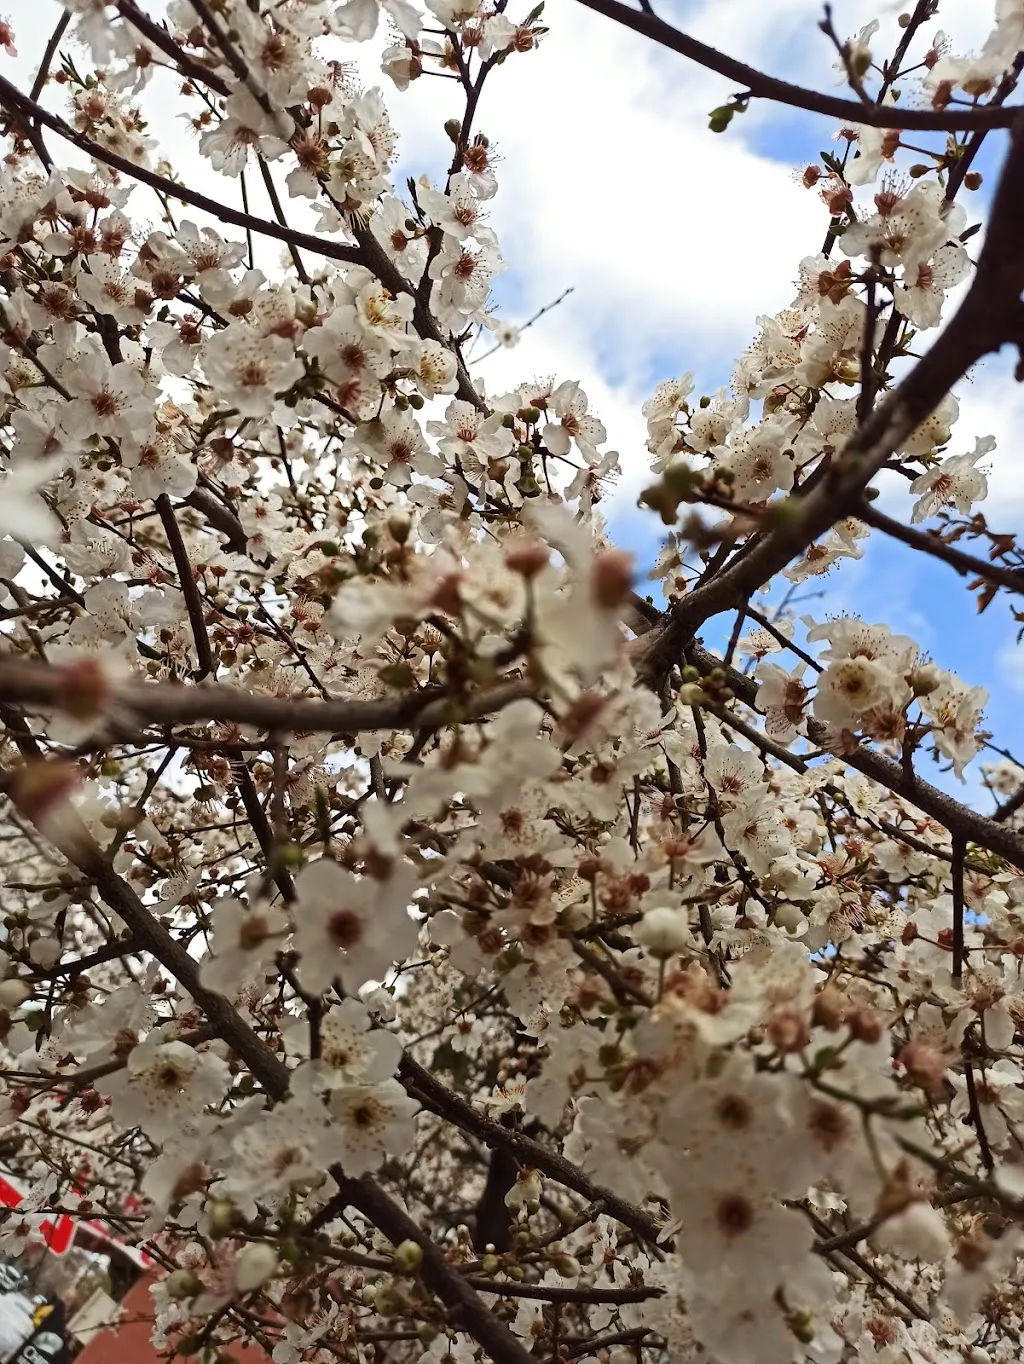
[76,1274,273,1364]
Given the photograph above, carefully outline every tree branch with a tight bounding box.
[859,501,1024,596]
[156,494,215,680]
[634,107,1024,685]
[0,660,535,737]
[0,75,362,271]
[684,642,1024,870]
[574,0,1021,131]
[398,1053,664,1246]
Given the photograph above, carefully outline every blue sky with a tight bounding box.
[6,0,1024,802]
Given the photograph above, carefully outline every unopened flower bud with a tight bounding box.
[897,1041,947,1097]
[578,856,601,881]
[765,1004,810,1054]
[849,45,871,78]
[206,1197,237,1239]
[28,938,61,970]
[55,658,111,720]
[234,1242,278,1292]
[374,1283,403,1316]
[392,1240,423,1274]
[505,544,549,578]
[846,1005,883,1044]
[0,980,31,1009]
[388,510,412,544]
[166,1269,202,1301]
[636,907,690,959]
[550,1254,580,1277]
[773,903,804,934]
[955,1230,992,1275]
[591,549,634,610]
[10,760,81,829]
[559,901,591,933]
[677,683,707,706]
[787,1307,816,1344]
[964,171,983,191]
[277,842,303,869]
[812,986,847,1031]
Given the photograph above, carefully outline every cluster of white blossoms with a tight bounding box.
[1,2,1024,1364]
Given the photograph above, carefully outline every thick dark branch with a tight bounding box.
[803,1207,929,1321]
[951,833,966,982]
[12,1025,217,1089]
[575,0,1021,130]
[684,642,1024,870]
[233,761,296,903]
[114,0,230,97]
[462,1279,660,1303]
[995,784,1024,823]
[0,660,534,737]
[184,485,249,555]
[82,858,292,1093]
[963,1061,995,1173]
[562,1328,655,1360]
[332,1172,539,1364]
[398,1053,664,1246]
[947,55,1024,200]
[29,12,70,104]
[156,494,215,680]
[26,822,540,1364]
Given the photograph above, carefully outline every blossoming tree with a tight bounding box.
[2,0,1024,1360]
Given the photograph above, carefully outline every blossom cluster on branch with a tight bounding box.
[1,1,1024,1363]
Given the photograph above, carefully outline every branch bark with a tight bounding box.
[156,494,215,680]
[29,817,543,1364]
[0,660,535,737]
[685,641,1024,870]
[399,1053,664,1246]
[575,0,1021,131]
[858,501,1024,596]
[0,74,363,271]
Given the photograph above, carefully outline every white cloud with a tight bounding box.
[355,3,827,353]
